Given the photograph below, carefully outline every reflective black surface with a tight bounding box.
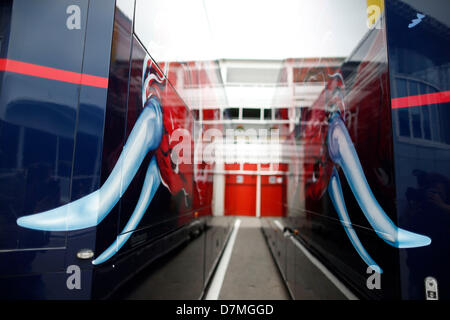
[387,0,450,300]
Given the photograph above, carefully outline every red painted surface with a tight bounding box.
[224,161,288,216]
[243,163,258,171]
[0,58,108,88]
[225,163,240,170]
[224,174,256,216]
[260,175,286,217]
[391,90,450,109]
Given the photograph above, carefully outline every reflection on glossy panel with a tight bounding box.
[280,3,402,299]
[1,0,449,301]
[386,0,450,300]
[277,0,449,300]
[0,0,231,299]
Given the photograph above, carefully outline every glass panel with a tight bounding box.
[223,108,239,119]
[264,109,272,120]
[422,107,432,140]
[399,109,411,137]
[242,108,261,119]
[411,107,422,138]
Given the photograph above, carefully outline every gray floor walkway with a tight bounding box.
[218,217,290,300]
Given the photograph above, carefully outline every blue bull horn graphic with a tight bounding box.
[328,166,383,274]
[17,56,167,264]
[17,97,163,264]
[327,113,431,272]
[92,155,161,265]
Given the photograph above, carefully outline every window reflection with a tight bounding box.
[116,0,135,21]
[134,0,215,65]
[394,77,450,145]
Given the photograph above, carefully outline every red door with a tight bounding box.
[260,175,286,217]
[225,174,256,216]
